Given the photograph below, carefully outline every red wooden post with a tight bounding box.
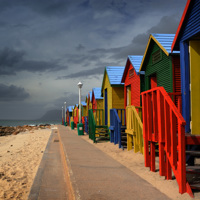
[170,109,177,167]
[147,93,152,141]
[159,143,165,176]
[178,122,186,194]
[164,101,170,153]
[157,90,165,176]
[152,91,158,141]
[142,94,150,167]
[150,142,156,172]
[165,156,172,180]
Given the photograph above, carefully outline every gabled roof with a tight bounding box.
[92,87,103,101]
[67,106,74,112]
[101,66,125,95]
[121,55,143,83]
[139,34,179,72]
[171,0,192,51]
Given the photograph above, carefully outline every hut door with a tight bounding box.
[127,86,131,106]
[104,89,108,125]
[189,40,200,135]
[150,75,157,89]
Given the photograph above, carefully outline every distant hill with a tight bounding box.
[39,109,61,121]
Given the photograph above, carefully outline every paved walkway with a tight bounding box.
[28,125,171,200]
[28,128,69,200]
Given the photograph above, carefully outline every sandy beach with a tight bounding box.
[0,127,51,200]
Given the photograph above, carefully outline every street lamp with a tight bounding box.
[77,82,83,123]
[64,102,66,126]
[77,81,84,135]
[62,106,63,125]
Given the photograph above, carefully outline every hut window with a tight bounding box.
[129,68,134,77]
[152,50,162,64]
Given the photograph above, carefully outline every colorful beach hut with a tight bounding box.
[66,106,74,126]
[92,87,103,110]
[101,66,125,127]
[171,0,200,134]
[84,92,92,134]
[139,33,181,109]
[121,55,143,108]
[121,55,143,152]
[73,104,79,128]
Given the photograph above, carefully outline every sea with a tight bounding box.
[0,119,61,127]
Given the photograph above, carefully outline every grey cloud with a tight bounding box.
[66,53,99,66]
[0,84,30,101]
[0,48,67,75]
[54,93,79,108]
[89,15,182,61]
[57,66,104,79]
[76,44,86,51]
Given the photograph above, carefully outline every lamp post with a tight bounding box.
[77,81,84,135]
[77,82,83,123]
[62,106,63,125]
[64,102,66,126]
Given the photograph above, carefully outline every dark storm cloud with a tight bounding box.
[57,67,103,79]
[57,59,121,79]
[76,44,86,51]
[0,0,71,16]
[88,15,182,62]
[0,83,30,101]
[0,48,67,75]
[54,93,79,108]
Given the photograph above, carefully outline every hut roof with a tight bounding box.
[92,87,103,100]
[139,33,179,72]
[121,55,143,83]
[67,106,74,112]
[171,0,192,51]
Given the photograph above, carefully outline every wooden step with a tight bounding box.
[190,183,200,190]
[186,166,200,175]
[121,136,127,141]
[185,134,200,145]
[185,150,200,156]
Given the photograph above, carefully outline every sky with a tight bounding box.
[0,0,187,120]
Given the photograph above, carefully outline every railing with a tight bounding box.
[141,86,192,195]
[84,116,88,134]
[110,109,125,148]
[88,109,96,141]
[125,105,143,154]
[91,109,104,126]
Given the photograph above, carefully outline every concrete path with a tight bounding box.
[28,128,69,200]
[57,125,170,200]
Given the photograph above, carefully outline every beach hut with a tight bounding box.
[121,55,143,108]
[81,101,87,117]
[92,87,103,110]
[66,106,74,126]
[73,104,79,128]
[101,66,125,127]
[121,55,143,152]
[139,33,181,109]
[171,0,200,134]
[84,92,92,134]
